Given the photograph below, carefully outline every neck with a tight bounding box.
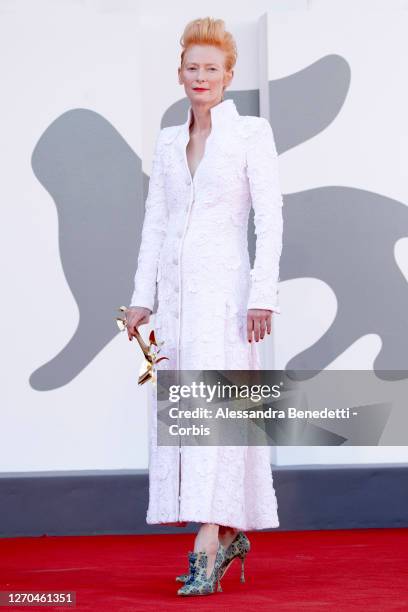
[189,98,224,134]
[182,98,237,141]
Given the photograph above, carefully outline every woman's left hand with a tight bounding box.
[247,309,272,342]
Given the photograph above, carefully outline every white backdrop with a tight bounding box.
[1,0,407,472]
[264,1,408,464]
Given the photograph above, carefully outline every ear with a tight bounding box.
[225,69,234,87]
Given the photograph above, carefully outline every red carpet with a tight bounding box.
[1,528,407,611]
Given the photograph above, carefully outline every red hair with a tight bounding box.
[179,17,237,72]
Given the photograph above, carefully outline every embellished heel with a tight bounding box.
[240,554,246,582]
[217,531,251,589]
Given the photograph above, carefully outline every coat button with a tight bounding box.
[174,285,179,293]
[173,256,178,265]
[177,230,183,238]
[185,178,191,185]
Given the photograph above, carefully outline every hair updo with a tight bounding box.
[179,17,237,72]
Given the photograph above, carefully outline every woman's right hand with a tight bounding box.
[125,306,151,341]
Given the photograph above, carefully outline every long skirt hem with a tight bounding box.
[146,513,280,531]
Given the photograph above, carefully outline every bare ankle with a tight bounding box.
[218,527,239,547]
[194,523,219,554]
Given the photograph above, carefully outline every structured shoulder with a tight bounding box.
[235,115,269,139]
[159,125,181,145]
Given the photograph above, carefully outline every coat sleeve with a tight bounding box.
[245,117,283,314]
[129,128,168,311]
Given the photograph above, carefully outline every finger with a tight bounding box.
[247,314,254,342]
[259,316,266,340]
[254,316,260,342]
[130,322,139,336]
[130,319,140,336]
[266,313,272,335]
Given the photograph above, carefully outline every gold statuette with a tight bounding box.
[115,306,169,385]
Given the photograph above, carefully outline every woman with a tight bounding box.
[126,17,284,596]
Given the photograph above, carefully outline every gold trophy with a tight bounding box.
[115,306,169,385]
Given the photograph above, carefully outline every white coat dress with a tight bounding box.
[130,98,283,530]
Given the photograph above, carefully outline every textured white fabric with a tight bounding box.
[130,99,283,530]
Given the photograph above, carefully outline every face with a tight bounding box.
[178,44,233,107]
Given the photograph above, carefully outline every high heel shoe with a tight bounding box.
[217,531,251,588]
[176,531,250,585]
[177,543,226,596]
